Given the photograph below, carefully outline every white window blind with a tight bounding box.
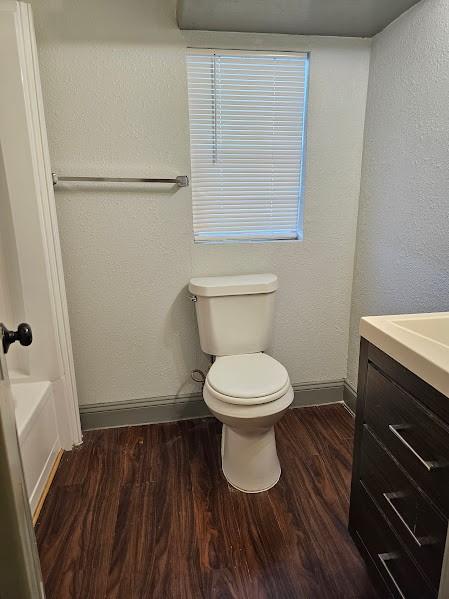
[186,48,309,242]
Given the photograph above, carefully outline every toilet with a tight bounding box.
[189,273,294,493]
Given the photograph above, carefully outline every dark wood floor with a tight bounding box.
[35,404,379,599]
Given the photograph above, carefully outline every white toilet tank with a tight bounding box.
[189,273,278,356]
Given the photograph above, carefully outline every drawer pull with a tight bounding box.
[383,491,434,548]
[378,552,406,599]
[388,424,446,472]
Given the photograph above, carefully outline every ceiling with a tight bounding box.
[177,0,422,38]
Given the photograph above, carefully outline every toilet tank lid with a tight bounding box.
[189,273,278,297]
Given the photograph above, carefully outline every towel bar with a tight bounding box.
[51,173,189,188]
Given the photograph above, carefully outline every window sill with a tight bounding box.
[194,236,303,246]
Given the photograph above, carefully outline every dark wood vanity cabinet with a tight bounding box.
[349,338,449,599]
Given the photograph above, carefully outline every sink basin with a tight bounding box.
[392,316,449,348]
[359,312,449,398]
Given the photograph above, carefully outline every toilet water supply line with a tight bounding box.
[190,292,209,388]
[191,369,206,387]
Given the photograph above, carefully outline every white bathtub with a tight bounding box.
[12,380,61,514]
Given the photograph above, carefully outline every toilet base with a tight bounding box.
[221,424,281,493]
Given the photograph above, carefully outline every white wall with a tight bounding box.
[347,0,449,388]
[31,0,370,407]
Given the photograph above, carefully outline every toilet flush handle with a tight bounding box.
[189,295,197,303]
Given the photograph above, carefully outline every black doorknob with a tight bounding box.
[1,323,33,354]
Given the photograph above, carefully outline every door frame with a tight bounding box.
[0,1,82,448]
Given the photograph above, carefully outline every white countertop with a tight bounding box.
[360,312,449,399]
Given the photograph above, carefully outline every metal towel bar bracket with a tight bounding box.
[51,172,189,188]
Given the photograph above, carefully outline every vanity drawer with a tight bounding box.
[360,426,446,590]
[352,484,435,599]
[364,363,449,516]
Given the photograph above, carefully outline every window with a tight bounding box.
[186,49,309,242]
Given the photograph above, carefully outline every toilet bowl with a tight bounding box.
[203,353,294,493]
[189,273,292,493]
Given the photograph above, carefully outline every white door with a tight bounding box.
[0,330,45,598]
[0,3,82,594]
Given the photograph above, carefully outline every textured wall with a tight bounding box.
[31,0,370,407]
[347,0,449,388]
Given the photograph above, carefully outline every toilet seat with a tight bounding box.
[206,353,290,406]
[203,381,294,420]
